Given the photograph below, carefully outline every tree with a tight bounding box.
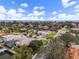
[34,37,67,59]
[13,45,32,59]
[28,40,43,55]
[60,32,79,45]
[33,32,79,59]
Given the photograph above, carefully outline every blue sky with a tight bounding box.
[0,0,79,21]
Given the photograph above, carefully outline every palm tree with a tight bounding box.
[13,45,32,59]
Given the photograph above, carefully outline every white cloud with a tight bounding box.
[7,9,16,15]
[7,9,24,20]
[49,1,79,21]
[20,3,28,7]
[52,11,58,15]
[32,6,45,17]
[61,0,76,8]
[18,8,25,13]
[21,16,45,21]
[0,4,79,21]
[22,9,46,21]
[0,14,6,20]
[33,6,45,10]
[33,6,39,10]
[0,6,7,20]
[33,10,45,16]
[75,9,79,12]
[0,7,24,20]
[50,12,79,21]
[28,10,45,16]
[75,5,79,9]
[25,10,45,21]
[0,5,45,21]
[74,4,79,12]
[0,6,6,13]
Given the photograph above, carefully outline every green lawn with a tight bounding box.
[47,32,57,39]
[13,48,20,53]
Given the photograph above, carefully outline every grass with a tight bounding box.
[47,32,57,39]
[13,48,20,53]
[41,40,48,46]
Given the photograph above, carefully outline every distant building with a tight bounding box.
[71,28,79,33]
[19,28,27,32]
[0,38,5,46]
[3,34,31,46]
[4,40,16,48]
[0,32,8,37]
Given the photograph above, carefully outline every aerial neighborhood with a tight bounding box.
[0,21,79,59]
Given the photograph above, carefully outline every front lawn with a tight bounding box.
[47,32,57,39]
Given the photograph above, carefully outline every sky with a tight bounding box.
[0,0,79,21]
